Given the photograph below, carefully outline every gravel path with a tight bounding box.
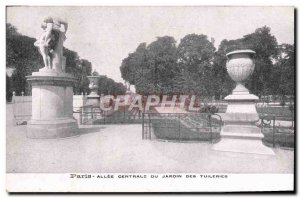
[6,104,293,173]
[7,124,293,173]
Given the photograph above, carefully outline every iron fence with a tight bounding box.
[75,105,143,125]
[142,112,223,143]
[260,115,294,148]
[11,95,32,125]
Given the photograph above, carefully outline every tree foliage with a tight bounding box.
[242,26,279,96]
[6,23,124,98]
[120,26,294,100]
[176,34,215,96]
[120,37,178,95]
[6,22,294,101]
[91,73,126,96]
[270,44,294,96]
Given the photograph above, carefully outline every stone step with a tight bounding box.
[222,124,261,134]
[221,125,264,140]
[212,138,275,155]
[221,131,263,140]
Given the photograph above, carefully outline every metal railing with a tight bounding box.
[142,112,223,143]
[11,95,32,125]
[73,105,103,124]
[260,115,294,148]
[75,105,143,125]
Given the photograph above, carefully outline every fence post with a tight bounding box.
[148,114,152,140]
[80,107,83,125]
[123,107,126,123]
[272,116,275,148]
[209,114,212,144]
[292,112,294,128]
[21,91,25,120]
[178,114,181,142]
[142,113,144,139]
[12,91,16,124]
[12,91,16,103]
[103,110,106,124]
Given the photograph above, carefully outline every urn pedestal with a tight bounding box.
[26,70,79,139]
[213,50,274,155]
[86,76,100,106]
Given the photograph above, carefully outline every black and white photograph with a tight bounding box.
[4,4,295,193]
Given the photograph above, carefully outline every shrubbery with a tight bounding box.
[199,105,219,114]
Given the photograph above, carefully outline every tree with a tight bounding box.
[242,26,278,96]
[76,59,92,94]
[211,26,279,98]
[6,23,43,95]
[6,74,12,102]
[120,37,178,95]
[92,70,100,76]
[176,34,216,96]
[11,66,29,95]
[120,43,147,85]
[211,39,238,99]
[6,23,94,95]
[96,75,126,96]
[114,82,127,95]
[146,36,177,94]
[119,26,293,100]
[269,44,294,98]
[6,23,19,37]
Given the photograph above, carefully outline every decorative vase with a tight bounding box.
[213,49,274,155]
[224,50,258,122]
[87,76,100,96]
[86,76,100,106]
[226,50,255,95]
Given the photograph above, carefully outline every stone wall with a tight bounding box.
[11,95,87,125]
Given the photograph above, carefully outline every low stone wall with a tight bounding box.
[11,95,87,125]
[73,95,87,110]
[73,95,88,124]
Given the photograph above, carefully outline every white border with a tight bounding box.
[6,173,294,192]
[1,0,298,196]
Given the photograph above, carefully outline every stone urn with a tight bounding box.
[87,76,100,96]
[213,49,274,155]
[86,76,100,106]
[224,49,259,122]
[226,50,256,95]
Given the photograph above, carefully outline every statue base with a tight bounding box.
[213,136,274,155]
[86,94,100,107]
[27,118,79,139]
[213,90,274,155]
[26,70,79,139]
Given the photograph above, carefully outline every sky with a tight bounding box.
[6,6,294,83]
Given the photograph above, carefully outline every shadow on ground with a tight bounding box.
[78,126,106,135]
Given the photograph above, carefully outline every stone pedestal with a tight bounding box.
[26,70,79,139]
[86,76,100,106]
[213,50,274,155]
[86,95,100,106]
[213,93,274,155]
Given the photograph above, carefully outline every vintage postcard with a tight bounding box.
[5,6,295,192]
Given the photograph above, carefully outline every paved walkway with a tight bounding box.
[7,123,294,173]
